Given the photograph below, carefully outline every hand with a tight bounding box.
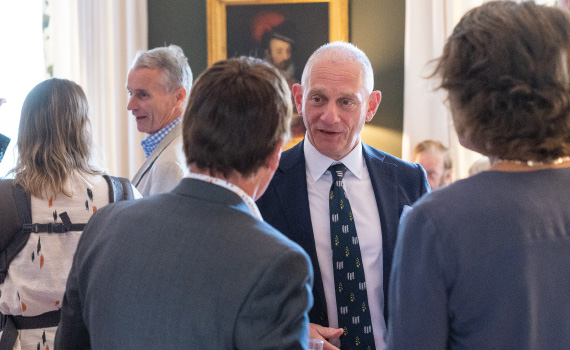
[309,323,343,350]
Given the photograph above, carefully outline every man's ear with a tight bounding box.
[292,83,303,116]
[175,87,187,107]
[268,139,284,172]
[365,90,382,122]
[444,169,453,185]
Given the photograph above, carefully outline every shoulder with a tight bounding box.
[402,175,487,240]
[363,143,422,172]
[157,132,186,164]
[362,143,428,194]
[257,220,309,256]
[261,142,305,193]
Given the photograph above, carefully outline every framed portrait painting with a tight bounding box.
[207,0,349,83]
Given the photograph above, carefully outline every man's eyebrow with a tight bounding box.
[126,87,148,94]
[306,88,358,100]
[306,88,326,96]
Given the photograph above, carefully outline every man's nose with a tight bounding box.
[320,103,340,124]
[127,97,137,111]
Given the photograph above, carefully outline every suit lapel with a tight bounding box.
[272,142,329,324]
[363,144,398,321]
[131,123,183,186]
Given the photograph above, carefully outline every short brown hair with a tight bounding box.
[434,1,570,162]
[182,57,292,177]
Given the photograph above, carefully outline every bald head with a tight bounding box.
[301,41,374,94]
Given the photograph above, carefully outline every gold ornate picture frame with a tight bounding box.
[207,0,349,77]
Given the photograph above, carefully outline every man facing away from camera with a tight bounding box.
[55,56,313,349]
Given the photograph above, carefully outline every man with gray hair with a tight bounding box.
[127,45,192,196]
[257,41,429,350]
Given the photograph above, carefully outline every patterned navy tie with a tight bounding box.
[328,164,375,350]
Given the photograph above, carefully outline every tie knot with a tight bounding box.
[328,163,347,181]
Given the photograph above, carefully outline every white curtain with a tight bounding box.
[49,0,148,178]
[402,0,485,180]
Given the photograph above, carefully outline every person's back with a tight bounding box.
[56,57,313,350]
[387,2,570,349]
[61,185,311,349]
[390,170,570,349]
[0,79,138,350]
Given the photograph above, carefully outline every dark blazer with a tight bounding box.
[56,178,313,350]
[256,141,429,325]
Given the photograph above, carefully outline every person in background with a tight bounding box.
[0,98,9,163]
[128,45,192,196]
[412,140,452,189]
[55,57,313,350]
[257,41,429,350]
[0,78,138,350]
[468,156,491,177]
[387,2,570,349]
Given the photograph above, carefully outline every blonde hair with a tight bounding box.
[11,78,102,198]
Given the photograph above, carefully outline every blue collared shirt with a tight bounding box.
[141,117,181,158]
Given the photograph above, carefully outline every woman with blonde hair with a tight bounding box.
[0,78,138,349]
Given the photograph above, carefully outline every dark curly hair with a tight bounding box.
[434,1,570,162]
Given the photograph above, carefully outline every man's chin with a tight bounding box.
[136,123,151,134]
[276,61,292,71]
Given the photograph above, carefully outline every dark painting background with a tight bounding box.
[226,3,329,83]
[148,0,407,156]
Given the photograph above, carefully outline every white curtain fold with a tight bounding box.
[50,0,148,178]
[402,0,485,180]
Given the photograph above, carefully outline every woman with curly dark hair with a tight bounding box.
[387,2,570,349]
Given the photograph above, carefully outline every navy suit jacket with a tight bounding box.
[257,140,429,325]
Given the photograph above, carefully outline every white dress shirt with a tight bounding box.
[304,138,386,350]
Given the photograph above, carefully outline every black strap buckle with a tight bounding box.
[22,223,38,233]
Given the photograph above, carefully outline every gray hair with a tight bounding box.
[301,41,374,93]
[130,45,193,97]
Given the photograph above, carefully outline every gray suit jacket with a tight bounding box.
[55,178,314,349]
[131,123,189,196]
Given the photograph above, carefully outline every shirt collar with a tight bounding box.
[141,117,181,158]
[304,134,364,182]
[185,172,263,221]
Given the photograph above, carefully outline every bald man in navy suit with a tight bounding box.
[257,42,429,350]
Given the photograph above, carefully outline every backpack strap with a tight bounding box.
[0,180,33,284]
[103,174,135,203]
[0,176,135,284]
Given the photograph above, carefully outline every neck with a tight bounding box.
[490,156,570,172]
[189,166,265,200]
